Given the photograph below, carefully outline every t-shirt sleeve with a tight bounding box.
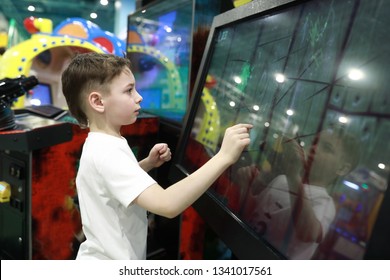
[311,196,336,241]
[97,145,157,208]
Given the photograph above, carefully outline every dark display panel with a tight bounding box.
[170,0,390,259]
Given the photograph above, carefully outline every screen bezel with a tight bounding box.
[169,0,390,259]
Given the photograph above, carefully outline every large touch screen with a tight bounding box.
[179,0,389,259]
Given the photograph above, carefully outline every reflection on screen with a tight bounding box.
[30,83,52,106]
[181,0,389,259]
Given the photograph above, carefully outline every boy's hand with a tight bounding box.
[279,137,306,178]
[235,165,259,187]
[218,123,252,165]
[148,143,172,168]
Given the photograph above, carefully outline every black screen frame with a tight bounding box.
[169,0,390,260]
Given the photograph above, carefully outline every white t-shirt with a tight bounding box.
[252,175,335,259]
[75,132,156,260]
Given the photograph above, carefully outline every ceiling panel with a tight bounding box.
[0,0,116,35]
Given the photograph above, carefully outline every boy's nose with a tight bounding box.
[136,91,143,103]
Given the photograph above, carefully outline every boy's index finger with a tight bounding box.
[242,123,254,132]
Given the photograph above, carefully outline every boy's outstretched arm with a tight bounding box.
[134,123,252,218]
[280,138,323,243]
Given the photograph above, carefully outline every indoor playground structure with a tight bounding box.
[0,16,126,109]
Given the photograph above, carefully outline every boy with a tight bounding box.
[61,52,252,260]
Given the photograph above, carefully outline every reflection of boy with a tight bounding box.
[246,128,360,259]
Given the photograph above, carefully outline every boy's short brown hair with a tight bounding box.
[61,52,132,128]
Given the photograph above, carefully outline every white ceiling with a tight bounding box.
[0,0,117,36]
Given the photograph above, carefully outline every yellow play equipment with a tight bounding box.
[0,17,123,109]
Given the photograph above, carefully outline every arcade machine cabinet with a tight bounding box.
[0,76,73,259]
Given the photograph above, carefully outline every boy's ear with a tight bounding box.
[88,92,104,112]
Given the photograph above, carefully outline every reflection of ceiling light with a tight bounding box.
[164,26,172,33]
[90,13,98,19]
[100,0,109,6]
[348,68,364,80]
[286,109,294,116]
[30,99,41,106]
[233,76,242,84]
[264,122,270,127]
[115,1,122,9]
[253,105,260,111]
[338,116,348,123]
[275,73,285,83]
[378,163,385,170]
[229,101,236,107]
[343,180,359,190]
[27,5,35,12]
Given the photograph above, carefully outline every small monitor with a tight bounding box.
[30,83,52,106]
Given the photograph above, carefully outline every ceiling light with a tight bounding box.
[348,68,364,80]
[378,163,385,170]
[286,109,294,116]
[275,73,285,83]
[233,76,242,84]
[338,116,348,123]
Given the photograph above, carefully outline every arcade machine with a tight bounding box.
[0,17,159,259]
[126,0,238,259]
[0,75,73,259]
[169,0,390,259]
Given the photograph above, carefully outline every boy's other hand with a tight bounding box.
[148,143,172,168]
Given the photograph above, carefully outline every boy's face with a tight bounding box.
[305,130,349,186]
[103,68,143,128]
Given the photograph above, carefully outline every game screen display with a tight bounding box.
[174,0,390,259]
[127,0,192,123]
[29,83,52,106]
